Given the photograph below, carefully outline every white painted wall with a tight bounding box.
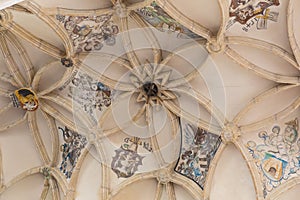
[0,0,24,10]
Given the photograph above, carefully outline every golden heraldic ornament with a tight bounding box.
[11,88,39,111]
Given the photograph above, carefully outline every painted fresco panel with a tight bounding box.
[246,118,300,197]
[175,122,221,189]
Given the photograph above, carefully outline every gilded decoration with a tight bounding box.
[11,88,39,111]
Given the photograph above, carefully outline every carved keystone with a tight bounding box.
[221,122,241,143]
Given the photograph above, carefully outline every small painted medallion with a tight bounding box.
[11,88,38,111]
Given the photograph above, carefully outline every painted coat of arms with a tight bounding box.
[136,1,201,39]
[11,88,39,111]
[68,71,111,117]
[58,126,88,179]
[247,118,300,197]
[175,123,222,189]
[111,137,152,178]
[56,14,119,52]
[228,0,280,31]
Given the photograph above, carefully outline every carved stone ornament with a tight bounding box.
[61,58,74,68]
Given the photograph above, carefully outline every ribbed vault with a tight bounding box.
[0,0,300,200]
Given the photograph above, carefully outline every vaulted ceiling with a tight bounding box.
[0,0,300,200]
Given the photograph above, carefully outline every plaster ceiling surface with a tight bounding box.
[0,0,299,200]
